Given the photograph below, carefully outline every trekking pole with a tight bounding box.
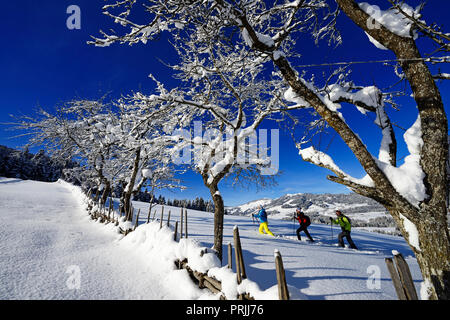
[330,219,333,241]
[293,213,296,237]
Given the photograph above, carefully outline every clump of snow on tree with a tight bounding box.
[378,116,426,208]
[399,213,421,252]
[359,2,423,38]
[364,32,388,50]
[298,146,344,176]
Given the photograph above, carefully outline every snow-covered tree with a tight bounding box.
[13,100,114,194]
[112,96,184,220]
[91,0,449,299]
[111,62,295,260]
[15,98,182,221]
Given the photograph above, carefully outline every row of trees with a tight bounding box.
[165,197,215,213]
[16,0,449,299]
[0,145,75,182]
[19,99,188,221]
[133,191,215,213]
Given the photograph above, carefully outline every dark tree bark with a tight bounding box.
[123,147,141,221]
[209,183,225,263]
[100,180,111,207]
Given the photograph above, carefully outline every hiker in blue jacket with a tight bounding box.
[252,206,275,236]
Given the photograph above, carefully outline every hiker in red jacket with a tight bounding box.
[295,208,314,242]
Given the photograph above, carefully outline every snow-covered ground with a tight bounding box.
[0,178,209,299]
[0,178,423,300]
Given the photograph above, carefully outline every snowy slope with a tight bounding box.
[0,178,423,300]
[0,178,210,300]
[128,193,424,300]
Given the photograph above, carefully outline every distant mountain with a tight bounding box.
[226,192,400,234]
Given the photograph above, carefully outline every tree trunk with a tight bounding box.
[124,147,141,221]
[100,180,111,206]
[412,211,450,300]
[147,186,155,223]
[209,184,225,263]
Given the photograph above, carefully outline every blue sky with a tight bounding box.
[0,0,449,206]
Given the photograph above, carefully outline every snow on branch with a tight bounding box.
[359,2,423,39]
[433,73,450,80]
[324,82,397,166]
[376,115,427,208]
[297,144,375,190]
[387,0,450,52]
[326,84,381,114]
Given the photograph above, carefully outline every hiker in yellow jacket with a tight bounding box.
[330,210,358,249]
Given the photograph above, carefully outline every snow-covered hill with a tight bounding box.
[0,178,424,300]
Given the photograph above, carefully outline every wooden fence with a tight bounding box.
[83,188,290,300]
[174,226,290,300]
[385,252,418,300]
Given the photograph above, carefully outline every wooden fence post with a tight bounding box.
[184,208,188,238]
[234,242,241,284]
[228,242,233,269]
[274,250,289,300]
[233,226,246,284]
[128,204,134,223]
[385,258,407,300]
[167,210,171,227]
[160,206,164,229]
[180,207,184,239]
[133,209,140,231]
[174,221,178,241]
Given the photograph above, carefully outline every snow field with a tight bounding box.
[125,191,424,300]
[1,178,424,300]
[0,178,208,299]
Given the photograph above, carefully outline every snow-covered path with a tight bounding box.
[0,178,194,299]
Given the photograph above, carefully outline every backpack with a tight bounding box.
[303,215,311,227]
[260,208,267,219]
[297,213,311,227]
[339,214,352,231]
[256,208,267,222]
[342,214,351,225]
